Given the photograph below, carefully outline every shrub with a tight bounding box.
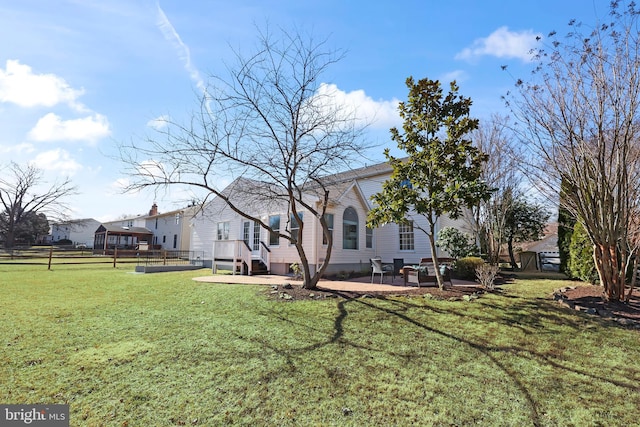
[289,263,303,280]
[568,221,598,283]
[454,257,485,280]
[476,263,499,290]
[436,227,477,260]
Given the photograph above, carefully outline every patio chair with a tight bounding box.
[404,262,453,287]
[370,257,393,283]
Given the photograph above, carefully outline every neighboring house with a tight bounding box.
[145,204,197,251]
[515,223,560,271]
[93,203,197,253]
[190,161,466,275]
[51,218,101,248]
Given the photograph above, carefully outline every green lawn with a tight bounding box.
[1,264,639,426]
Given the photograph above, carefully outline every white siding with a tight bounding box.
[51,219,100,247]
[189,166,475,274]
[147,213,185,250]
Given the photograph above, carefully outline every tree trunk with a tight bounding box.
[593,243,626,301]
[627,255,638,303]
[296,241,318,290]
[507,237,517,270]
[4,228,15,249]
[427,224,445,289]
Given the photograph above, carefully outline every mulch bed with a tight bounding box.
[556,285,640,323]
[264,283,485,301]
[266,278,640,328]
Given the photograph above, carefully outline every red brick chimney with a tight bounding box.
[149,203,158,216]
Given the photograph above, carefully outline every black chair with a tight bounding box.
[393,258,404,277]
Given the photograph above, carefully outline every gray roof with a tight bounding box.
[95,224,153,235]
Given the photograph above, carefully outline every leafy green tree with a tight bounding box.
[557,179,575,275]
[568,221,598,283]
[504,197,549,269]
[436,226,476,260]
[367,77,491,289]
[13,211,49,245]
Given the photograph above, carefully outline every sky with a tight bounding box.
[0,0,612,222]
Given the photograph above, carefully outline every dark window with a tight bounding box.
[290,212,303,244]
[269,215,280,246]
[323,213,334,245]
[343,207,358,250]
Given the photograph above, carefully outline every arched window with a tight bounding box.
[343,207,359,249]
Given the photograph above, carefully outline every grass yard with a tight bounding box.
[1,264,639,426]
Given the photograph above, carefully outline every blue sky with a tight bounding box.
[0,0,609,222]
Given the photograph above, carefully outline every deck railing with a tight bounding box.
[137,250,205,267]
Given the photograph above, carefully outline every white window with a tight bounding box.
[399,221,414,251]
[217,222,230,240]
[253,222,260,251]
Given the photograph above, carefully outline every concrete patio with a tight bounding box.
[192,273,478,293]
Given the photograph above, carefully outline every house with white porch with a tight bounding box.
[93,203,197,253]
[189,161,465,276]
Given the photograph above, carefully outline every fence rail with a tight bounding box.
[0,247,204,270]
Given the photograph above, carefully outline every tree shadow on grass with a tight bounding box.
[250,288,640,426]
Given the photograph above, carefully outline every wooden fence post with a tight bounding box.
[48,246,53,270]
[113,247,117,268]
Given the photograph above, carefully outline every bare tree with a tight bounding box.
[466,115,524,264]
[120,28,366,289]
[505,1,640,301]
[0,162,77,248]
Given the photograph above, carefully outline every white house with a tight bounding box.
[190,161,467,275]
[145,204,197,251]
[50,218,101,248]
[94,203,197,253]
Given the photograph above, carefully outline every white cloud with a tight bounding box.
[137,159,167,180]
[147,115,169,130]
[0,142,35,155]
[109,178,137,196]
[0,60,86,110]
[28,113,110,144]
[315,83,401,130]
[456,26,541,62]
[30,148,82,174]
[441,70,468,83]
